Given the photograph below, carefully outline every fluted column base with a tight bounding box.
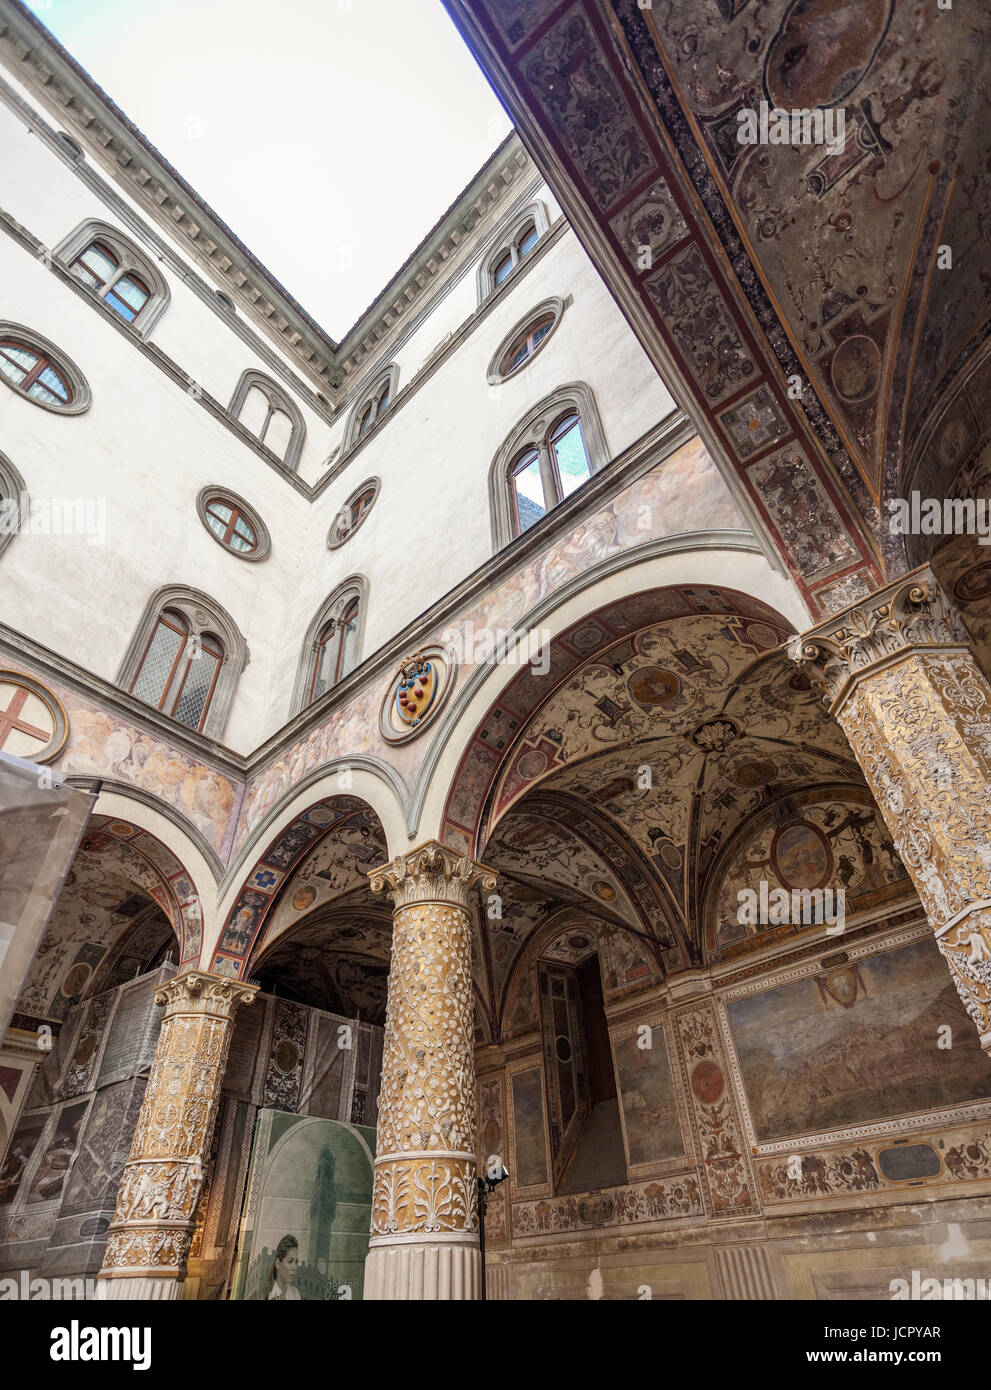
[96,1275,183,1301]
[364,1236,480,1300]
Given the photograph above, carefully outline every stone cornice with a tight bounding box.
[0,0,532,398]
[0,410,696,781]
[789,564,969,714]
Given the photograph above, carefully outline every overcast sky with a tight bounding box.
[30,0,512,335]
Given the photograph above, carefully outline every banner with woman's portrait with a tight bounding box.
[230,1110,376,1301]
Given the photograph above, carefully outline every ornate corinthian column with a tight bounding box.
[97,971,257,1300]
[791,567,991,1048]
[364,841,496,1300]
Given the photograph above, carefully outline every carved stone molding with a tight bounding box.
[789,566,969,714]
[365,843,494,1299]
[791,572,991,1049]
[97,971,257,1297]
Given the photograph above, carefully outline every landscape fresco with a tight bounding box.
[728,937,991,1141]
[612,1029,683,1167]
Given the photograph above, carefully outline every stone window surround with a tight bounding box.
[327,477,381,550]
[340,364,401,455]
[488,381,609,550]
[475,200,550,305]
[0,321,92,416]
[486,295,571,384]
[0,450,27,561]
[195,485,272,563]
[228,369,306,473]
[116,584,249,742]
[289,575,369,717]
[53,218,171,338]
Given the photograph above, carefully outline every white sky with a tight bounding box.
[29,0,512,335]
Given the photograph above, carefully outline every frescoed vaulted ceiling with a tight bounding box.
[443,585,921,1035]
[444,0,991,603]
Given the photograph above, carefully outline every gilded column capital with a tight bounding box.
[154,969,258,1020]
[788,565,968,713]
[368,839,497,910]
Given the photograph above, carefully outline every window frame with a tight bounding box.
[0,323,91,416]
[290,578,368,715]
[488,383,609,549]
[117,586,248,741]
[54,220,170,338]
[487,297,567,384]
[129,609,224,734]
[309,597,361,703]
[196,487,271,562]
[476,202,551,304]
[344,365,400,453]
[327,478,381,550]
[0,451,28,561]
[229,370,306,472]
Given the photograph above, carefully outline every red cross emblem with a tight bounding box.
[0,684,52,754]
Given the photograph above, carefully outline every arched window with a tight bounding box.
[54,220,170,336]
[310,599,360,702]
[345,366,399,451]
[489,384,609,547]
[117,587,248,739]
[196,487,271,561]
[229,370,305,471]
[0,451,27,561]
[130,609,223,732]
[477,204,550,302]
[290,580,367,714]
[328,479,380,549]
[0,324,90,415]
[70,242,149,322]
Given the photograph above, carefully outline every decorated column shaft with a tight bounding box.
[98,971,257,1299]
[364,841,495,1300]
[791,567,991,1047]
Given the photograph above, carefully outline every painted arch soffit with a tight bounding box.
[444,0,991,592]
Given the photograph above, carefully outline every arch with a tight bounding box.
[0,322,91,415]
[488,381,609,548]
[221,759,409,909]
[342,364,400,452]
[413,542,808,845]
[10,808,202,1030]
[115,583,249,741]
[0,450,27,561]
[229,369,306,472]
[475,199,550,303]
[54,218,171,337]
[210,793,393,980]
[289,576,368,716]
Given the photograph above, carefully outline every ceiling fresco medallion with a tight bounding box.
[627,666,682,709]
[0,670,69,764]
[771,820,834,891]
[380,644,455,743]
